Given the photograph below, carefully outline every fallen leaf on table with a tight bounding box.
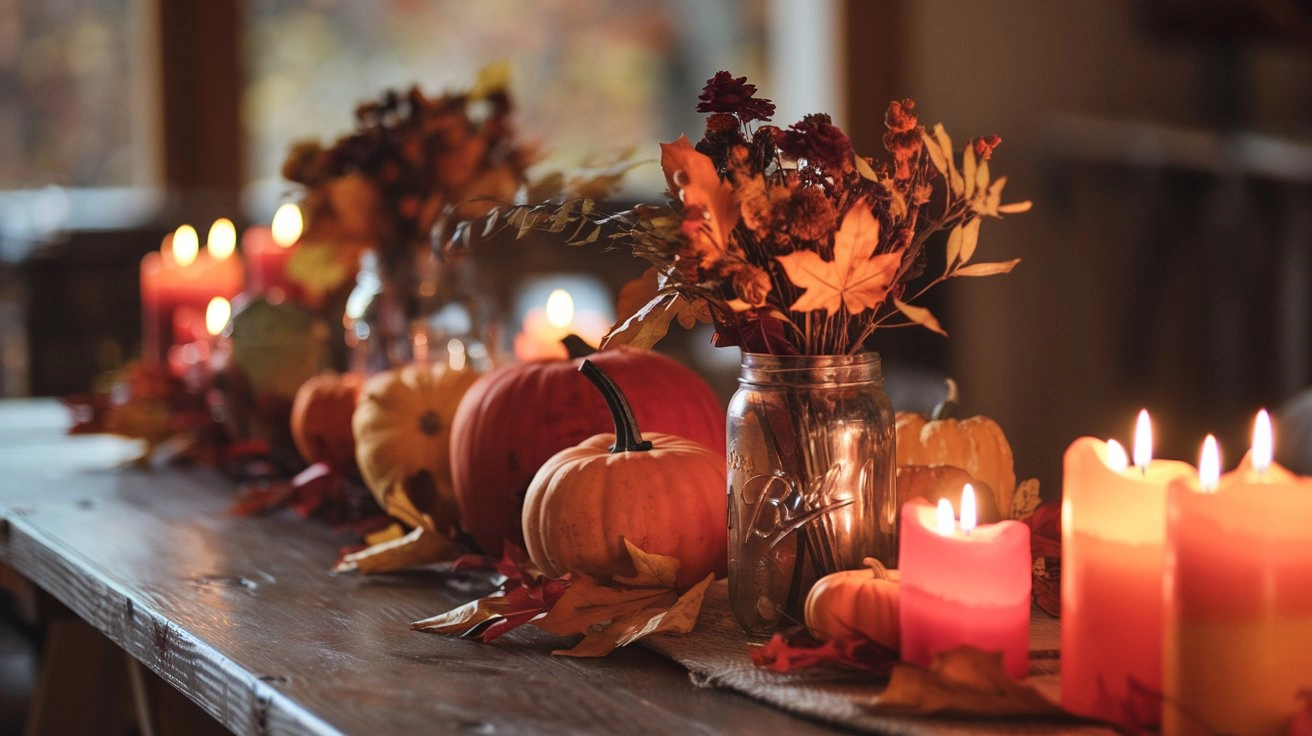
[863,646,1067,719]
[333,525,458,574]
[537,570,714,657]
[751,631,898,677]
[1009,478,1042,521]
[411,572,572,643]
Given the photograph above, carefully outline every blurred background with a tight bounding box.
[3,0,1312,494]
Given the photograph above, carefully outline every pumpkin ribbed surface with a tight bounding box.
[895,412,1016,516]
[353,363,481,532]
[450,347,725,556]
[521,432,727,588]
[804,567,901,650]
[290,372,362,474]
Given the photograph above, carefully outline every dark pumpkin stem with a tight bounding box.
[930,377,960,420]
[561,334,596,360]
[578,359,652,453]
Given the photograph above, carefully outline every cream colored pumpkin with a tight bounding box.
[352,363,481,533]
[804,560,901,650]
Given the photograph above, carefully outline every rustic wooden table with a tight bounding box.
[0,400,848,735]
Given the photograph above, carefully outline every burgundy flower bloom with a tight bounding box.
[697,71,776,123]
[972,134,1002,161]
[883,99,923,181]
[778,114,854,176]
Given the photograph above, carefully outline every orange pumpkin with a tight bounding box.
[290,372,363,474]
[352,363,481,533]
[521,360,727,588]
[896,465,1002,524]
[804,559,901,650]
[895,380,1016,516]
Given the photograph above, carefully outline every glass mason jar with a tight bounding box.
[727,352,897,637]
[344,248,495,374]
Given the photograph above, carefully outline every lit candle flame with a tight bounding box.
[545,289,574,328]
[447,338,467,372]
[171,225,199,267]
[271,203,303,248]
[1105,438,1129,472]
[935,498,955,536]
[1199,434,1221,493]
[1252,409,1273,474]
[1133,409,1153,470]
[207,218,236,261]
[412,332,429,364]
[204,297,231,337]
[960,483,977,533]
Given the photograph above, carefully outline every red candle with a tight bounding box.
[243,203,303,299]
[1061,410,1195,726]
[899,486,1031,678]
[140,224,244,365]
[1164,417,1312,736]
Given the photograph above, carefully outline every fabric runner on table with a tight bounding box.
[642,581,1118,736]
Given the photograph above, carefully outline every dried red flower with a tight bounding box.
[883,99,923,181]
[696,71,776,123]
[778,113,854,176]
[972,134,1002,161]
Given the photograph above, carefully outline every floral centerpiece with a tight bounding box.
[602,71,1031,355]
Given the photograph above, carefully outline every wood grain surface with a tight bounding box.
[0,401,842,735]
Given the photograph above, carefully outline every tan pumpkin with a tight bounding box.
[521,360,727,588]
[896,465,1003,524]
[352,363,481,533]
[290,371,363,474]
[895,379,1016,516]
[804,559,901,650]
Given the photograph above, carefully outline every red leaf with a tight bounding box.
[751,631,898,677]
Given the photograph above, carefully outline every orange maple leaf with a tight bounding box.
[660,135,739,268]
[776,207,900,315]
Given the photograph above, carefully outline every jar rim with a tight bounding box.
[738,351,882,387]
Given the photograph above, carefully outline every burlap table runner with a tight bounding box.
[642,581,1118,735]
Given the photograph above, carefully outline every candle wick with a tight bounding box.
[1139,464,1147,478]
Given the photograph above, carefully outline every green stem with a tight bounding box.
[578,359,653,453]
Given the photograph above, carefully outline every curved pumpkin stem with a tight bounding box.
[862,556,892,580]
[931,377,960,420]
[579,359,653,453]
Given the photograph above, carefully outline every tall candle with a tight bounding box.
[1164,419,1312,736]
[244,203,303,299]
[140,224,244,365]
[899,486,1031,678]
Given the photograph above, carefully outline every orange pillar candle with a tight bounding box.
[899,486,1032,679]
[1061,411,1195,726]
[141,223,244,366]
[1164,417,1312,736]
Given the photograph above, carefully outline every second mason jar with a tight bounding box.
[726,352,897,637]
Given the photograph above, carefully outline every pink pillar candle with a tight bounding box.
[139,231,243,365]
[242,225,299,300]
[1061,436,1194,725]
[1164,441,1312,736]
[899,497,1031,679]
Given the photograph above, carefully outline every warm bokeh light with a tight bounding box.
[171,225,199,267]
[936,498,955,536]
[1199,435,1221,493]
[205,297,231,337]
[271,203,303,248]
[207,218,236,260]
[1105,438,1129,473]
[447,338,467,372]
[960,483,977,533]
[1252,409,1273,474]
[545,289,574,328]
[1133,409,1152,469]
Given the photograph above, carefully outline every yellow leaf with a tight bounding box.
[286,242,360,307]
[1010,478,1042,521]
[332,526,457,574]
[997,200,1033,214]
[855,154,880,182]
[958,217,981,266]
[932,124,964,196]
[470,60,512,99]
[953,259,1021,278]
[364,523,406,547]
[600,291,705,351]
[865,646,1065,718]
[944,223,963,275]
[613,538,679,588]
[920,131,948,178]
[962,145,977,200]
[975,160,990,199]
[894,298,947,336]
[777,207,901,315]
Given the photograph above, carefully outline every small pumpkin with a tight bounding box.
[290,371,363,474]
[352,363,482,533]
[896,464,1002,524]
[451,346,726,556]
[804,558,901,650]
[521,360,727,588]
[896,379,1016,516]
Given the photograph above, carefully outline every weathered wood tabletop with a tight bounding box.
[0,400,850,735]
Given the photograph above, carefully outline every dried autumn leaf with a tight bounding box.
[864,647,1067,718]
[410,575,572,643]
[998,200,1033,214]
[854,154,880,182]
[660,135,739,267]
[332,525,457,574]
[777,207,901,316]
[932,124,964,196]
[953,259,1021,278]
[601,292,705,351]
[541,572,715,658]
[920,131,949,178]
[1010,478,1042,521]
[893,298,947,336]
[962,145,977,200]
[751,631,898,676]
[613,268,661,326]
[286,242,359,308]
[613,537,679,588]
